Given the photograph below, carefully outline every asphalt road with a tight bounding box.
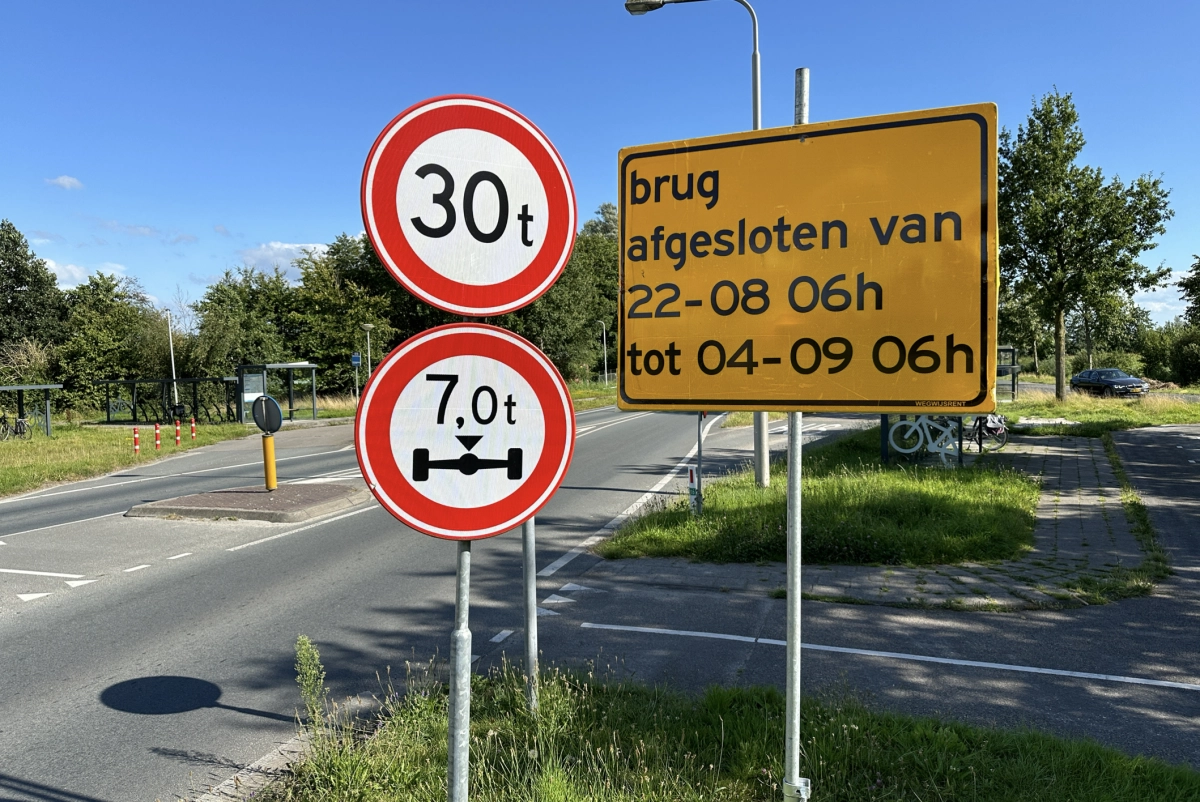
[2,409,1197,801]
[0,408,865,802]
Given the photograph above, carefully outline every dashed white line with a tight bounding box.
[124,564,151,573]
[0,568,84,578]
[490,630,514,643]
[575,412,654,439]
[17,593,52,602]
[167,553,192,560]
[579,623,1200,693]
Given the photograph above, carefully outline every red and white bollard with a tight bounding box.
[154,422,161,451]
[190,417,196,440]
[175,420,181,446]
[133,427,140,454]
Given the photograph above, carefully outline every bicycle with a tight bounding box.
[0,413,9,441]
[888,415,961,467]
[967,413,1008,453]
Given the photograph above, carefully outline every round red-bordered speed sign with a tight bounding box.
[356,323,575,540]
[362,95,577,317]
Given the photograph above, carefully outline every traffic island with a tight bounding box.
[125,483,368,523]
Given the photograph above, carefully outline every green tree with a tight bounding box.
[55,273,157,409]
[0,219,65,351]
[1177,255,1200,325]
[1066,292,1150,369]
[189,266,298,377]
[999,90,1173,400]
[580,202,618,241]
[292,241,396,393]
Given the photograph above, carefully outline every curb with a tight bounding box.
[192,732,310,801]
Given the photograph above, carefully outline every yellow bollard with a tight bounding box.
[262,433,277,491]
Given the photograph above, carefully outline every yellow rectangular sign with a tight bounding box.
[617,103,998,413]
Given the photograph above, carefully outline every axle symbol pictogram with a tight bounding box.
[412,448,523,481]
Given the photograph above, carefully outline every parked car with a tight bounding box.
[1069,369,1150,397]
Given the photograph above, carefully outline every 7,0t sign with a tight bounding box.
[618,103,999,414]
[362,95,577,317]
[356,324,575,540]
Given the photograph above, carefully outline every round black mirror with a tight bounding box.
[252,395,283,434]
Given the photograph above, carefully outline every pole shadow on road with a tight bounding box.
[99,676,294,722]
[0,772,111,802]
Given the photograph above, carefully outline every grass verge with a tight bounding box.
[257,640,1200,802]
[597,428,1039,565]
[568,379,617,411]
[0,422,251,498]
[1006,392,1200,437]
[721,411,788,428]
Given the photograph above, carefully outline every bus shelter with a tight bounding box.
[236,362,319,424]
[0,384,62,436]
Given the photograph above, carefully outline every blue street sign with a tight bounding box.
[351,352,361,367]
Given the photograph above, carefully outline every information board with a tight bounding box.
[617,103,998,413]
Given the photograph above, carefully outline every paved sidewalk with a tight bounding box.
[588,435,1149,610]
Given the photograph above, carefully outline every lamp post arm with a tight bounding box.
[728,0,761,129]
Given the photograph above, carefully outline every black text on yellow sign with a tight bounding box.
[617,104,999,414]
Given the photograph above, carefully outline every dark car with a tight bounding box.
[1069,369,1150,397]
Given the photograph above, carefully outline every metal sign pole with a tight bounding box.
[522,516,539,712]
[696,412,704,513]
[783,65,813,802]
[448,540,472,802]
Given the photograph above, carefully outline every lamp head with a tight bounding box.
[625,0,665,15]
[361,323,375,332]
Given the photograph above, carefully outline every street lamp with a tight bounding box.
[624,0,760,130]
[625,0,767,486]
[361,323,375,375]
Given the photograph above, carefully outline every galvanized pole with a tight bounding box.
[166,310,179,407]
[448,541,472,802]
[696,412,704,514]
[522,516,539,713]
[599,321,608,386]
[730,0,769,488]
[783,65,812,802]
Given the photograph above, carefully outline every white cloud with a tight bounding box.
[44,258,89,288]
[238,241,327,274]
[169,232,199,245]
[213,224,231,237]
[46,175,83,190]
[99,219,159,237]
[98,261,127,275]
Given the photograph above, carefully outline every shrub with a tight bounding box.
[1068,351,1144,377]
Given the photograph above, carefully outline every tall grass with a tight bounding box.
[568,379,617,411]
[258,641,1200,802]
[1009,391,1200,436]
[598,428,1038,566]
[0,422,251,498]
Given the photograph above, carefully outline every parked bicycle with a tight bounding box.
[967,413,1008,453]
[0,411,33,441]
[888,415,961,467]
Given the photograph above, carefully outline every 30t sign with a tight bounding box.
[362,95,577,317]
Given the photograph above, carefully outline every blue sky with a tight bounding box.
[3,0,1196,323]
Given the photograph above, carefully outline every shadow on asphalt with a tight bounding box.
[0,772,110,801]
[100,676,294,723]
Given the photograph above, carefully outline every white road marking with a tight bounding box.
[539,413,725,577]
[575,412,654,439]
[541,594,575,604]
[560,583,593,592]
[0,568,85,578]
[580,623,1200,693]
[124,564,150,572]
[536,607,560,617]
[0,448,349,506]
[0,541,6,546]
[226,505,378,552]
[339,444,356,451]
[167,553,192,560]
[65,579,98,588]
[490,630,513,643]
[17,593,52,602]
[0,511,126,540]
[574,406,614,415]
